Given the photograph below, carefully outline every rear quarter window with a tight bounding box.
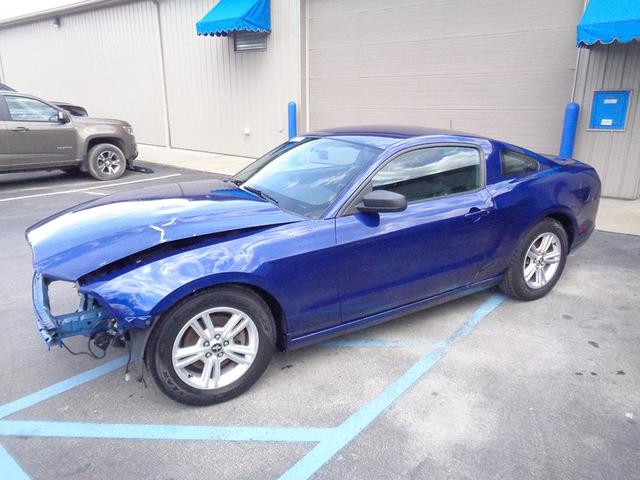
[501,150,540,177]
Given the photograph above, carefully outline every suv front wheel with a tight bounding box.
[87,143,126,180]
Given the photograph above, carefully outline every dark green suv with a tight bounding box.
[0,91,137,180]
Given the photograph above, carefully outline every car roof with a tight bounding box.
[306,125,491,149]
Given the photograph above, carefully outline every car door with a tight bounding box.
[0,102,10,171]
[2,95,77,168]
[335,144,499,323]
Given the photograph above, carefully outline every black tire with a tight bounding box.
[146,286,276,406]
[86,143,126,181]
[499,218,569,301]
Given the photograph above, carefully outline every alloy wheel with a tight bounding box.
[171,307,259,390]
[523,232,562,289]
[96,150,122,176]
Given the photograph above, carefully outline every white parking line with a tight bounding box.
[0,174,181,203]
[83,191,109,196]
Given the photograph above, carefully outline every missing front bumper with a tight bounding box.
[32,273,109,348]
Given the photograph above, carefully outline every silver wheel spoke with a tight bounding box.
[538,267,547,285]
[534,268,542,287]
[226,343,257,356]
[222,313,248,340]
[200,357,214,388]
[539,234,553,254]
[201,313,216,338]
[225,350,252,365]
[544,251,561,264]
[175,351,205,368]
[524,263,537,281]
[213,359,221,387]
[189,318,210,341]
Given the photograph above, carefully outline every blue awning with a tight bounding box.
[196,0,270,37]
[577,0,640,46]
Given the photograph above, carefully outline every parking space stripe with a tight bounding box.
[0,421,331,443]
[0,174,181,203]
[279,293,506,480]
[317,338,426,348]
[0,443,30,480]
[0,357,127,419]
[82,191,109,196]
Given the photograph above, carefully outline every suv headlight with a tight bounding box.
[122,125,134,135]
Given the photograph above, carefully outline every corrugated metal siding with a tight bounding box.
[573,43,640,199]
[307,0,583,154]
[0,1,166,145]
[159,0,302,157]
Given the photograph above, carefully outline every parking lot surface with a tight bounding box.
[0,164,638,479]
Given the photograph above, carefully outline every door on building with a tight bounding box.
[1,95,77,170]
[335,145,498,323]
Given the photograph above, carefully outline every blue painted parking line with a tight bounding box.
[279,293,506,480]
[0,293,505,480]
[0,420,331,443]
[317,338,426,348]
[0,443,29,480]
[0,356,127,420]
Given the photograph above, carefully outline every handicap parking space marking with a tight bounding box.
[0,443,29,480]
[316,338,427,348]
[0,293,505,480]
[0,421,331,443]
[279,293,506,480]
[0,356,128,420]
[0,173,181,203]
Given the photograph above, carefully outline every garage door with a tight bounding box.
[308,0,583,153]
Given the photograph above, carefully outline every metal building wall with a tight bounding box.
[573,43,640,199]
[158,0,302,158]
[0,1,166,146]
[307,0,583,154]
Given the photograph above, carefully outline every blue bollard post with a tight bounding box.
[559,102,580,159]
[287,101,297,140]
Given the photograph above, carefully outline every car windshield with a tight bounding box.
[233,137,382,219]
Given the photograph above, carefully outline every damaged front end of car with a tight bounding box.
[32,273,113,349]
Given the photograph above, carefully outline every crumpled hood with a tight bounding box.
[26,179,302,281]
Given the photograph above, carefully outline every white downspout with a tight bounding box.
[571,0,590,102]
[153,0,172,148]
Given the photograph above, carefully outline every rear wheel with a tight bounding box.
[147,287,276,405]
[87,143,126,180]
[500,218,568,301]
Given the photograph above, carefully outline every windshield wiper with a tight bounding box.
[242,185,279,205]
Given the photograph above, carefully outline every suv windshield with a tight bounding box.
[234,137,382,219]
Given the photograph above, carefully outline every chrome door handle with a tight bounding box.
[11,126,29,132]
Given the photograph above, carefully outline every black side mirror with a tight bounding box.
[57,111,70,124]
[356,190,407,214]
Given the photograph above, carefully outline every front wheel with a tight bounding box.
[500,218,568,301]
[146,287,276,405]
[87,143,126,180]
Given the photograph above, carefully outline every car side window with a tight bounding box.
[371,146,481,203]
[501,150,539,177]
[5,96,58,122]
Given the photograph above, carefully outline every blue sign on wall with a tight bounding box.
[589,90,631,130]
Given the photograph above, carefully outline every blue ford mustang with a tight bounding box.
[27,126,600,405]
